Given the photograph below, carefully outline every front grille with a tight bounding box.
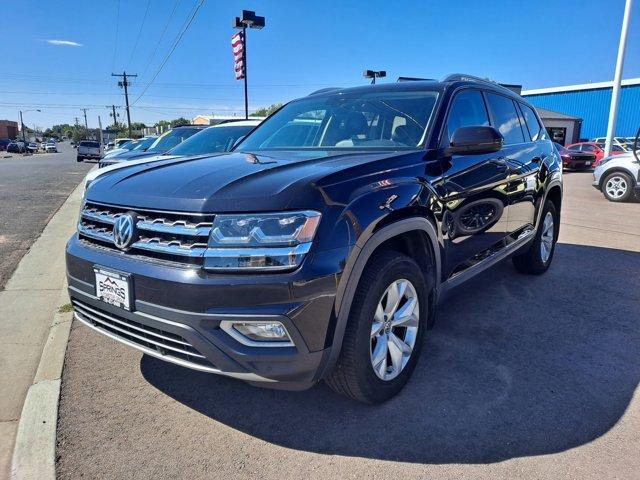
[72,300,216,370]
[78,201,213,266]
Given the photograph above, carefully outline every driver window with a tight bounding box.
[446,90,490,142]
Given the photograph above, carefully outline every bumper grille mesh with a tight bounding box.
[72,300,215,370]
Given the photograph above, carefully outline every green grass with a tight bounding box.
[58,303,73,314]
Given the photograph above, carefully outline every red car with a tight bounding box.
[565,142,626,167]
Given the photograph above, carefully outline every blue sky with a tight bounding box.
[1,0,639,129]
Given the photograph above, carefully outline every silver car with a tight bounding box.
[593,151,640,202]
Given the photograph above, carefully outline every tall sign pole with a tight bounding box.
[233,10,265,120]
[604,0,633,157]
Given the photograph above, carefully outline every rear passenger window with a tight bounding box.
[520,103,542,141]
[485,93,525,145]
[446,90,489,142]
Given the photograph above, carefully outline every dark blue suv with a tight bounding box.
[66,74,562,403]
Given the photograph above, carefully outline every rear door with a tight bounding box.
[438,89,510,280]
[485,93,541,237]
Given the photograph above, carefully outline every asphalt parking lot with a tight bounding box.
[56,171,640,479]
[0,144,93,289]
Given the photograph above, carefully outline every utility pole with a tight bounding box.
[20,110,25,143]
[604,0,633,157]
[112,71,137,137]
[109,105,120,129]
[81,108,89,130]
[98,116,104,147]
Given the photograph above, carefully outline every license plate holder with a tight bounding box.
[94,267,132,310]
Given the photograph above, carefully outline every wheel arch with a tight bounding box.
[598,167,636,190]
[317,216,440,381]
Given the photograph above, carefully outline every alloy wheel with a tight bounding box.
[605,176,628,199]
[540,211,554,263]
[370,279,419,381]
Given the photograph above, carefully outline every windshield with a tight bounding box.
[148,127,201,153]
[237,90,439,151]
[119,141,135,150]
[131,137,157,151]
[169,125,256,156]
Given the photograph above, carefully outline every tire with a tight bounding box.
[602,171,634,202]
[512,200,559,275]
[76,157,83,162]
[325,250,430,403]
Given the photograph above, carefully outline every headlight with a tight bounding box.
[205,211,321,271]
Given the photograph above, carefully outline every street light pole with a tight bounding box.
[243,24,248,119]
[19,109,41,145]
[604,0,633,157]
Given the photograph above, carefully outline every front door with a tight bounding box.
[437,89,510,280]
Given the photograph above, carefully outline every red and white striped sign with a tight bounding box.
[231,32,245,80]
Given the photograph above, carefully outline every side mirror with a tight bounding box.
[447,126,503,155]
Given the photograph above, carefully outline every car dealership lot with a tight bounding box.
[56,171,640,480]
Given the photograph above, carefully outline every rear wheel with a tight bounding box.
[512,200,559,275]
[326,250,430,403]
[602,171,634,202]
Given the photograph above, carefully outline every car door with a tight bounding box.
[484,93,540,238]
[437,88,510,280]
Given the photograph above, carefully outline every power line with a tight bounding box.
[133,0,205,105]
[141,0,181,78]
[127,0,152,68]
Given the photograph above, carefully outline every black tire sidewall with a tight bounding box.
[351,253,429,402]
[536,201,559,269]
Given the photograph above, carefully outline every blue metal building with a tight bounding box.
[522,78,640,140]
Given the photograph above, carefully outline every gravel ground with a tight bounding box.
[57,172,640,480]
[0,145,93,289]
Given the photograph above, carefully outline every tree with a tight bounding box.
[252,103,283,117]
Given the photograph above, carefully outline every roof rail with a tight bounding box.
[308,87,342,96]
[442,74,522,94]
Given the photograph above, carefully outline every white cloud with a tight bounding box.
[47,39,83,47]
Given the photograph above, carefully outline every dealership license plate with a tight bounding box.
[94,268,131,310]
[585,161,591,166]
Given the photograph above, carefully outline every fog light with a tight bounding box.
[220,320,294,347]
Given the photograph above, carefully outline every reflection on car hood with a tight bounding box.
[86,149,413,212]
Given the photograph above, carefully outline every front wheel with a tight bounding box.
[602,171,634,202]
[513,200,559,275]
[325,250,430,403]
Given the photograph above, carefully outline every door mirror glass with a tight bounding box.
[448,126,503,155]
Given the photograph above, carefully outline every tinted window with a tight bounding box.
[485,93,525,145]
[170,125,256,155]
[80,141,99,148]
[520,103,542,141]
[582,144,595,152]
[612,145,625,152]
[147,127,202,152]
[237,91,439,151]
[446,90,489,141]
[131,137,157,151]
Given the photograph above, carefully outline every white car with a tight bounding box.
[592,137,630,151]
[592,151,640,202]
[44,142,57,153]
[84,120,261,190]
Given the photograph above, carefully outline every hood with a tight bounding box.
[86,149,414,212]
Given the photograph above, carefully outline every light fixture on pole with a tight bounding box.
[364,70,386,84]
[233,10,265,119]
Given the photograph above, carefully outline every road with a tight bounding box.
[0,144,93,289]
[57,172,640,479]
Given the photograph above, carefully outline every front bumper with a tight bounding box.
[66,234,349,389]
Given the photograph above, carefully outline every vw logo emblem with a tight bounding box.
[113,212,137,250]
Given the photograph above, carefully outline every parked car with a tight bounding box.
[76,140,102,162]
[98,121,259,168]
[6,141,24,153]
[593,150,640,202]
[98,126,205,168]
[68,75,562,403]
[565,141,625,167]
[592,137,630,151]
[101,136,158,161]
[45,142,57,153]
[114,138,133,148]
[554,143,595,170]
[0,139,11,151]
